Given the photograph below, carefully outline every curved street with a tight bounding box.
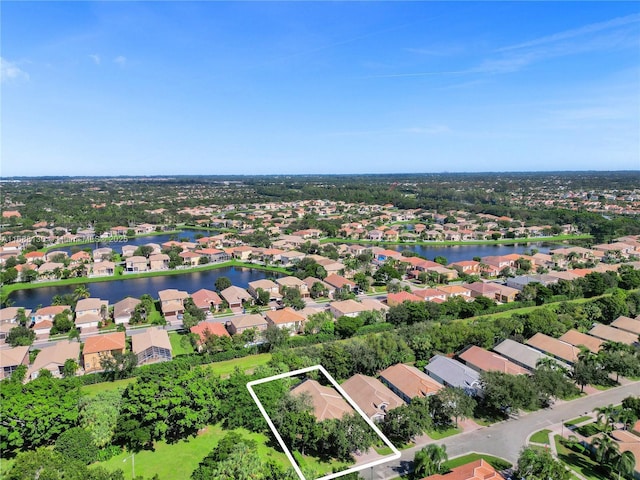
[371,381,640,480]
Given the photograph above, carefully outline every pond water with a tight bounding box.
[10,267,281,310]
[388,242,552,264]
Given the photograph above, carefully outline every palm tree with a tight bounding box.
[612,450,636,480]
[413,444,448,479]
[594,404,618,433]
[616,409,638,431]
[592,433,620,465]
[73,285,90,301]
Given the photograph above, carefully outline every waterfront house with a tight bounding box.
[113,297,141,325]
[149,253,170,270]
[220,285,252,311]
[158,289,188,318]
[191,288,223,313]
[126,256,149,272]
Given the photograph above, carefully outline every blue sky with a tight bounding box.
[2,1,639,176]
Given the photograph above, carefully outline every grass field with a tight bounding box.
[427,426,462,440]
[81,378,135,396]
[575,422,606,438]
[442,453,512,471]
[529,429,551,444]
[564,415,592,427]
[99,424,288,480]
[168,331,195,356]
[554,435,610,480]
[200,352,272,377]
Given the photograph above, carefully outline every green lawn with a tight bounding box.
[81,378,135,396]
[442,453,512,471]
[294,452,351,477]
[575,422,606,438]
[169,331,195,356]
[529,429,551,445]
[202,353,272,377]
[554,435,610,480]
[99,424,288,480]
[565,415,592,427]
[427,426,462,440]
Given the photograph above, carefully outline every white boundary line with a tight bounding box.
[246,365,401,480]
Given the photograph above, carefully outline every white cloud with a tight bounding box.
[1,57,29,82]
[403,125,452,135]
[89,54,101,65]
[498,13,640,52]
[114,55,127,67]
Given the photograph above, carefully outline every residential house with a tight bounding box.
[179,251,202,266]
[413,288,447,303]
[265,308,305,334]
[558,330,603,353]
[220,285,253,311]
[196,248,229,263]
[247,279,282,302]
[611,316,640,336]
[91,261,116,277]
[302,277,335,299]
[323,274,356,295]
[83,332,126,373]
[379,363,443,403]
[0,346,29,379]
[191,288,223,313]
[231,246,254,261]
[33,319,54,337]
[121,245,138,258]
[131,327,172,365]
[113,297,141,325]
[93,247,113,262]
[74,298,109,331]
[227,313,269,336]
[386,291,423,307]
[492,339,559,372]
[37,262,65,280]
[27,340,80,380]
[425,355,481,396]
[589,324,638,346]
[126,256,149,272]
[190,322,230,350]
[340,374,405,421]
[158,289,189,318]
[329,298,388,319]
[449,260,481,275]
[149,253,170,270]
[493,284,520,303]
[276,276,310,298]
[0,307,31,325]
[506,274,558,291]
[464,282,502,300]
[290,379,354,422]
[437,285,472,299]
[458,346,528,375]
[31,305,71,324]
[278,250,306,267]
[421,459,505,480]
[526,333,580,365]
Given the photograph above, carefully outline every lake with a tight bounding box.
[48,229,212,256]
[388,242,552,264]
[9,267,282,310]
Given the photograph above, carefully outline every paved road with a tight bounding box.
[371,381,640,480]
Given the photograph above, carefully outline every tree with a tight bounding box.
[62,359,79,378]
[335,315,364,338]
[592,433,620,466]
[282,287,305,310]
[310,281,329,299]
[433,256,448,266]
[6,325,35,347]
[100,351,138,381]
[264,325,289,349]
[255,288,270,306]
[73,285,91,301]
[516,446,570,480]
[435,387,476,427]
[413,444,448,478]
[51,309,74,334]
[612,450,636,480]
[54,427,98,464]
[215,276,232,292]
[78,390,122,448]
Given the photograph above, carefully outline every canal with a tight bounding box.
[9,266,282,310]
